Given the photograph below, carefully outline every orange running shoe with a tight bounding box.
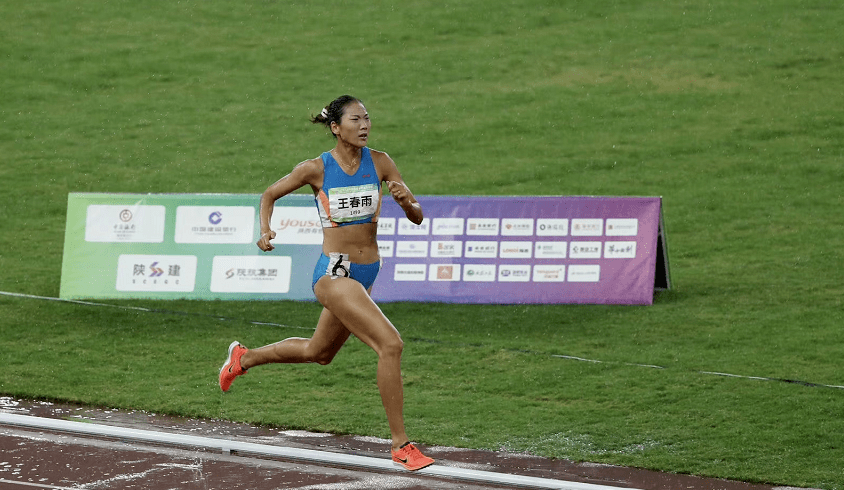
[391,442,434,471]
[219,341,248,392]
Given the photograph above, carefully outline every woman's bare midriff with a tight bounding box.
[321,222,380,264]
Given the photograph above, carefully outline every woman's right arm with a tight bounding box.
[257,158,321,252]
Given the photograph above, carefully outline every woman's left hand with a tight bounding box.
[385,179,424,225]
[387,180,411,206]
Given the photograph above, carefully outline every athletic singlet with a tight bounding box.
[315,147,382,228]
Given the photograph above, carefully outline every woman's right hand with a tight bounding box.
[257,230,276,251]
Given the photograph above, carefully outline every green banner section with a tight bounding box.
[60,193,321,301]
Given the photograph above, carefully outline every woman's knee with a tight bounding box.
[378,335,404,359]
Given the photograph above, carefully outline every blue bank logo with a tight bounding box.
[208,211,223,225]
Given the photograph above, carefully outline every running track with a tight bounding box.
[0,398,788,490]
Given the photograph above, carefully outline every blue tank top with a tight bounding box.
[315,147,382,228]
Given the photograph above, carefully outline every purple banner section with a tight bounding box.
[370,196,663,305]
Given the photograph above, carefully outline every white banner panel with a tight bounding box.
[210,256,292,294]
[466,218,500,236]
[571,219,604,237]
[397,219,431,235]
[394,264,427,282]
[430,241,462,258]
[175,206,255,244]
[429,264,461,282]
[431,218,465,236]
[116,254,197,292]
[498,265,532,282]
[501,218,534,236]
[604,241,638,259]
[567,264,601,282]
[536,219,568,236]
[463,264,496,282]
[499,241,533,259]
[534,241,568,259]
[85,205,165,243]
[532,265,566,283]
[606,218,639,236]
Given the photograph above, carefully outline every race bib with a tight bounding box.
[328,184,380,223]
[325,253,351,280]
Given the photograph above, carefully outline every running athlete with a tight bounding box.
[219,95,434,471]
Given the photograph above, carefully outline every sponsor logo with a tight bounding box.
[463,264,496,282]
[394,264,427,281]
[534,241,567,259]
[536,219,568,236]
[175,206,254,244]
[604,241,637,259]
[429,264,461,282]
[397,219,430,236]
[569,241,602,259]
[395,241,429,258]
[430,241,462,258]
[571,219,604,237]
[85,205,166,243]
[148,262,164,277]
[568,264,600,282]
[271,206,323,245]
[225,268,279,280]
[498,265,531,282]
[606,218,638,236]
[378,218,396,236]
[466,218,500,236]
[116,254,197,292]
[276,217,320,230]
[431,218,465,236]
[210,256,292,293]
[465,241,498,259]
[501,219,534,236]
[499,241,533,259]
[533,265,566,282]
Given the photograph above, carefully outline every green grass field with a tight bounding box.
[2,1,843,488]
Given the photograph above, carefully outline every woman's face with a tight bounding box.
[331,102,370,147]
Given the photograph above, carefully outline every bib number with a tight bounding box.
[326,253,351,280]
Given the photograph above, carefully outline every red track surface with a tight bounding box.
[0,398,783,490]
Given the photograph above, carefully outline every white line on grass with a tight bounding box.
[0,290,312,331]
[4,290,843,390]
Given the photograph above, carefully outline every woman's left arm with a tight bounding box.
[374,151,424,225]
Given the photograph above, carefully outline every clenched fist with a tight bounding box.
[257,230,276,252]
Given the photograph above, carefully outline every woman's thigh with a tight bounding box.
[313,276,402,355]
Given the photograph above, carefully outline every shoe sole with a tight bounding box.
[392,460,434,471]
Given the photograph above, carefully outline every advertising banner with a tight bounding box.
[60,193,319,301]
[373,196,666,305]
[60,193,668,304]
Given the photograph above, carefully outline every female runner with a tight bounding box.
[219,95,434,471]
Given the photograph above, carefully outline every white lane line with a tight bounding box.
[0,413,639,490]
[0,479,79,489]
